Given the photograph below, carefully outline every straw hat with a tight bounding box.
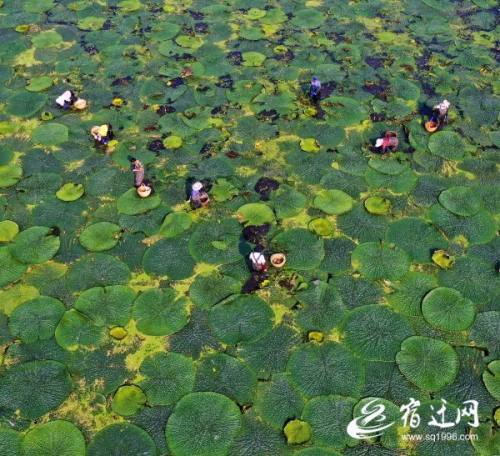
[98,124,109,137]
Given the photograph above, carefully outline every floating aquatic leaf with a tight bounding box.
[56,183,84,201]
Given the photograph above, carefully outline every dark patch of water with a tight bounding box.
[242,224,270,244]
[227,51,243,65]
[363,79,390,100]
[148,139,165,153]
[195,22,208,33]
[157,105,176,115]
[257,109,279,122]
[169,77,184,88]
[216,74,233,89]
[365,55,386,69]
[255,177,279,200]
[189,10,204,20]
[111,76,133,86]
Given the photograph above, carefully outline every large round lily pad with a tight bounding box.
[254,373,304,429]
[189,273,240,309]
[6,91,47,118]
[271,229,324,270]
[396,336,459,391]
[189,219,242,265]
[421,287,476,331]
[32,124,69,146]
[0,164,22,188]
[428,131,466,160]
[236,203,275,225]
[56,183,85,202]
[0,360,72,419]
[9,296,65,343]
[159,212,192,238]
[291,9,325,28]
[209,294,273,345]
[139,352,195,406]
[313,189,353,215]
[55,309,106,351]
[429,204,496,245]
[385,218,447,263]
[321,96,367,126]
[343,305,413,361]
[364,196,391,215]
[22,420,85,456]
[87,423,157,456]
[242,51,266,67]
[438,186,482,216]
[26,76,53,92]
[166,392,241,456]
[270,185,307,219]
[66,254,131,291]
[0,247,27,287]
[0,220,19,242]
[194,353,257,405]
[117,189,161,215]
[295,281,346,333]
[351,242,410,281]
[111,385,146,416]
[287,342,364,398]
[10,226,60,264]
[387,272,437,316]
[74,285,135,327]
[0,427,22,456]
[302,395,356,449]
[238,324,300,378]
[142,235,195,280]
[79,222,122,252]
[132,288,189,336]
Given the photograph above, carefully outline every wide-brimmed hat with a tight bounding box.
[98,124,109,137]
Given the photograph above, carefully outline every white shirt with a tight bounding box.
[249,251,266,266]
[56,90,72,107]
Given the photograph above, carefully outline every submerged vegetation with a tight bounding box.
[0,0,498,455]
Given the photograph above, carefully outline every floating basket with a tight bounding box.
[200,194,210,207]
[73,98,87,110]
[270,253,286,268]
[425,120,438,133]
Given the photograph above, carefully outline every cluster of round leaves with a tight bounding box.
[0,0,497,454]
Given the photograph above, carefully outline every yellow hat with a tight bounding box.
[97,125,108,137]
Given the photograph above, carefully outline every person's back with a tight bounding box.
[375,132,398,153]
[56,90,76,109]
[249,249,267,272]
[190,181,209,208]
[432,100,450,124]
[131,159,145,187]
[309,76,321,101]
